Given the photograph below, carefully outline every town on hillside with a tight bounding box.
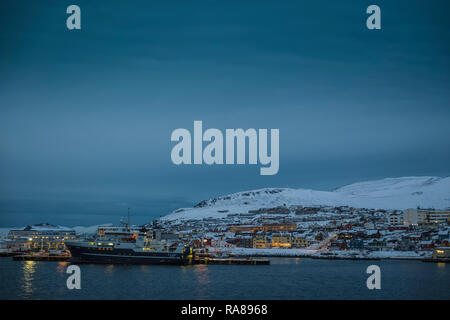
[1,206,449,262]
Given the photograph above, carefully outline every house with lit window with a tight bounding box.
[236,236,253,248]
[291,235,309,248]
[252,232,268,248]
[263,223,297,232]
[419,240,435,250]
[433,247,450,259]
[403,208,450,226]
[365,239,387,251]
[271,232,292,248]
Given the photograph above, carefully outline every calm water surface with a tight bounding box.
[0,257,448,299]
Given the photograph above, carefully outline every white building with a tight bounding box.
[388,212,404,225]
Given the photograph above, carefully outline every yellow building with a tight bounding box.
[271,233,291,248]
[263,223,297,232]
[230,225,264,233]
[433,247,450,259]
[292,236,309,248]
[252,233,268,248]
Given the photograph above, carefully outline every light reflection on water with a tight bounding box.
[140,265,151,273]
[193,264,210,299]
[21,261,36,299]
[1,258,448,300]
[105,264,115,275]
[56,261,69,274]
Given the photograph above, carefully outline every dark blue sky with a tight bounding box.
[1,1,449,226]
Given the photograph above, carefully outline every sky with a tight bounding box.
[0,0,449,226]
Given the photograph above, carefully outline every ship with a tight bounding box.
[65,209,193,265]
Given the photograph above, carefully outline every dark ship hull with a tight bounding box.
[66,244,190,265]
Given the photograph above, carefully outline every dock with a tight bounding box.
[0,252,21,257]
[193,257,270,265]
[422,258,449,263]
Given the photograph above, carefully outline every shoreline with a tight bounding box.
[1,254,442,263]
[212,247,434,262]
[231,254,432,261]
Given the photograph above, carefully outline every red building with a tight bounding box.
[420,241,435,250]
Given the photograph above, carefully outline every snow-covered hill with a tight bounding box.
[161,176,450,221]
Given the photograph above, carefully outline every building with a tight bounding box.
[403,209,424,225]
[389,225,408,231]
[365,239,387,251]
[236,236,253,248]
[229,225,263,233]
[388,212,404,225]
[396,239,416,251]
[403,209,450,226]
[438,230,449,241]
[348,239,364,249]
[425,210,450,225]
[271,232,292,248]
[252,232,267,248]
[419,240,435,250]
[364,222,375,229]
[433,247,450,259]
[291,235,309,248]
[329,240,347,250]
[263,223,297,232]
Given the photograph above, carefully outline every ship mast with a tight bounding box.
[127,207,131,232]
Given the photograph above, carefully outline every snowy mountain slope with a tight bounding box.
[335,176,450,209]
[161,176,450,221]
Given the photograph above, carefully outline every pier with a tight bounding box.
[422,258,449,263]
[193,257,270,265]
